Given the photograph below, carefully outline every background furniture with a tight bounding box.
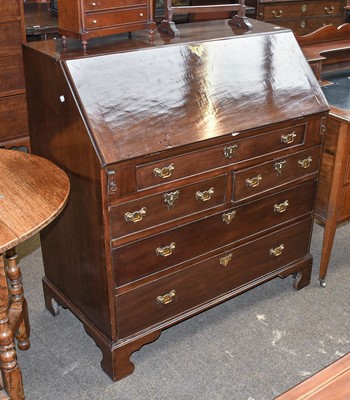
[245,0,346,35]
[24,1,59,41]
[297,23,350,286]
[0,149,69,399]
[0,1,30,150]
[23,19,328,381]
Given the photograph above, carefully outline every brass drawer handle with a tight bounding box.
[91,2,97,6]
[139,12,144,16]
[324,6,334,14]
[156,242,176,257]
[223,144,238,159]
[124,207,147,223]
[92,19,97,24]
[219,253,232,267]
[154,163,175,179]
[222,210,236,224]
[298,156,312,169]
[275,160,286,175]
[157,290,176,305]
[274,200,289,213]
[245,174,262,188]
[272,9,283,18]
[196,187,214,202]
[164,190,180,208]
[281,132,296,144]
[270,244,284,257]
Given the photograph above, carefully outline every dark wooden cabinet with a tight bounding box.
[0,0,30,149]
[23,20,328,381]
[246,0,346,35]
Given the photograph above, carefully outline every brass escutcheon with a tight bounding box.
[301,4,307,12]
[222,210,236,224]
[154,163,175,179]
[156,242,176,257]
[300,20,306,28]
[324,6,334,13]
[223,144,238,159]
[274,200,289,213]
[270,244,285,257]
[164,190,180,208]
[281,132,296,144]
[219,253,233,267]
[275,160,287,175]
[298,156,312,169]
[246,174,262,188]
[272,9,283,18]
[157,290,176,305]
[124,207,147,223]
[196,187,214,202]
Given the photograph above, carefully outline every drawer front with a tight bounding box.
[136,123,314,189]
[113,181,316,286]
[0,1,20,18]
[261,1,343,19]
[339,186,350,221]
[234,146,320,201]
[0,20,23,57]
[271,16,344,35]
[110,175,227,239]
[85,8,148,29]
[0,95,29,140]
[0,54,25,94]
[116,218,313,338]
[84,0,147,11]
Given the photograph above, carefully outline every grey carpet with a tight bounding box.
[15,222,350,400]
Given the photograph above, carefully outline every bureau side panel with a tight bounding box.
[22,46,115,339]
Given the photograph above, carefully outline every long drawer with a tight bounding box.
[83,0,148,11]
[0,54,25,95]
[112,180,316,286]
[0,95,29,141]
[0,20,23,56]
[85,8,148,29]
[116,218,313,338]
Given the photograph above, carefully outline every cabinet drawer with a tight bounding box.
[0,54,25,95]
[110,175,227,239]
[113,181,316,286]
[0,1,21,18]
[136,123,315,189]
[272,16,344,35]
[0,95,29,141]
[0,20,23,57]
[84,0,147,12]
[234,146,320,201]
[85,8,148,29]
[116,218,313,338]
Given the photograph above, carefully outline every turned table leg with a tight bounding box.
[0,252,25,400]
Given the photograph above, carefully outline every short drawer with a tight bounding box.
[0,54,25,95]
[85,8,148,29]
[116,218,313,338]
[110,174,227,239]
[112,180,316,286]
[0,2,21,18]
[0,95,29,141]
[84,0,147,12]
[0,20,23,57]
[136,123,315,190]
[234,146,320,201]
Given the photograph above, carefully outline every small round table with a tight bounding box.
[0,149,70,399]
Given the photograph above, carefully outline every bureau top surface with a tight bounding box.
[24,19,328,165]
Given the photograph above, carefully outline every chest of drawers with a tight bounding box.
[245,0,346,35]
[23,19,329,381]
[0,0,30,150]
[57,0,156,46]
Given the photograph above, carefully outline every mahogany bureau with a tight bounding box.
[22,20,329,381]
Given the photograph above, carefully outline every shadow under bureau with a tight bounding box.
[22,19,329,381]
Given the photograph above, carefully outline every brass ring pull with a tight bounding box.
[124,207,147,223]
[223,145,238,159]
[164,190,180,208]
[298,156,312,169]
[245,174,262,188]
[222,210,236,224]
[156,242,176,257]
[324,6,334,14]
[196,187,214,202]
[157,290,176,305]
[274,200,289,213]
[281,132,296,144]
[275,160,286,175]
[270,244,284,257]
[154,163,175,179]
[272,10,283,18]
[219,253,232,267]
